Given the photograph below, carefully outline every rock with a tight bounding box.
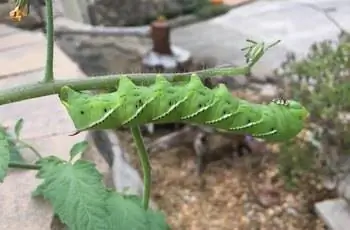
[259,84,278,99]
[256,183,281,208]
[315,198,350,230]
[337,174,350,205]
[142,45,192,72]
[230,74,248,88]
[56,35,150,75]
[248,83,278,100]
[211,74,248,89]
[89,0,197,26]
[322,174,337,190]
[285,207,299,217]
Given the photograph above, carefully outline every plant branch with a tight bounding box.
[130,126,151,210]
[43,0,54,82]
[0,66,249,105]
[17,139,43,159]
[8,162,41,170]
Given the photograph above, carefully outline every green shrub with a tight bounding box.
[274,34,350,188]
[194,3,230,19]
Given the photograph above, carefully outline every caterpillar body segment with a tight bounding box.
[59,87,118,130]
[203,84,241,125]
[268,100,307,141]
[246,104,279,139]
[59,74,309,142]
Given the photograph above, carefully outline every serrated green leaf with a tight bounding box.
[14,118,24,138]
[147,211,170,230]
[0,131,10,182]
[35,158,111,230]
[69,141,88,161]
[107,193,170,230]
[129,195,170,230]
[9,149,24,162]
[32,156,66,197]
[0,125,24,163]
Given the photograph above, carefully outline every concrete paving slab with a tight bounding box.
[0,56,84,140]
[0,25,88,230]
[0,24,18,37]
[172,0,347,79]
[315,198,350,230]
[0,170,53,230]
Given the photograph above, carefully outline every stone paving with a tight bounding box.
[0,24,87,230]
[172,0,350,80]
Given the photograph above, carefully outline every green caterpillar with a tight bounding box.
[58,74,309,142]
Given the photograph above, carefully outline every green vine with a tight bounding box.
[130,126,151,209]
[1,0,280,229]
[0,66,249,105]
[44,0,54,82]
[8,162,41,170]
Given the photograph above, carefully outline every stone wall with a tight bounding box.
[88,0,200,26]
[56,35,151,76]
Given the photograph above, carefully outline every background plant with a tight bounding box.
[275,34,350,189]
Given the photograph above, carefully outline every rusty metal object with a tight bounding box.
[142,16,192,73]
[151,16,172,55]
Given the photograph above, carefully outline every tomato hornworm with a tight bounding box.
[59,74,309,142]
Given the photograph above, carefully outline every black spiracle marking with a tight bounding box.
[168,100,173,106]
[168,93,181,107]
[167,88,175,94]
[196,97,209,109]
[164,88,178,107]
[198,90,206,96]
[135,99,143,109]
[168,97,179,107]
[220,99,234,116]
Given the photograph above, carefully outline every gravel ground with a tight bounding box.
[119,87,337,230]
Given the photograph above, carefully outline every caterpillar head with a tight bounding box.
[262,99,309,142]
[59,86,117,133]
[282,99,309,122]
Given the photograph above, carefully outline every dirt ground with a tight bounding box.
[119,88,337,230]
[122,134,334,230]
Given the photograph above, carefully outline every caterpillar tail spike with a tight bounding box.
[59,74,309,142]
